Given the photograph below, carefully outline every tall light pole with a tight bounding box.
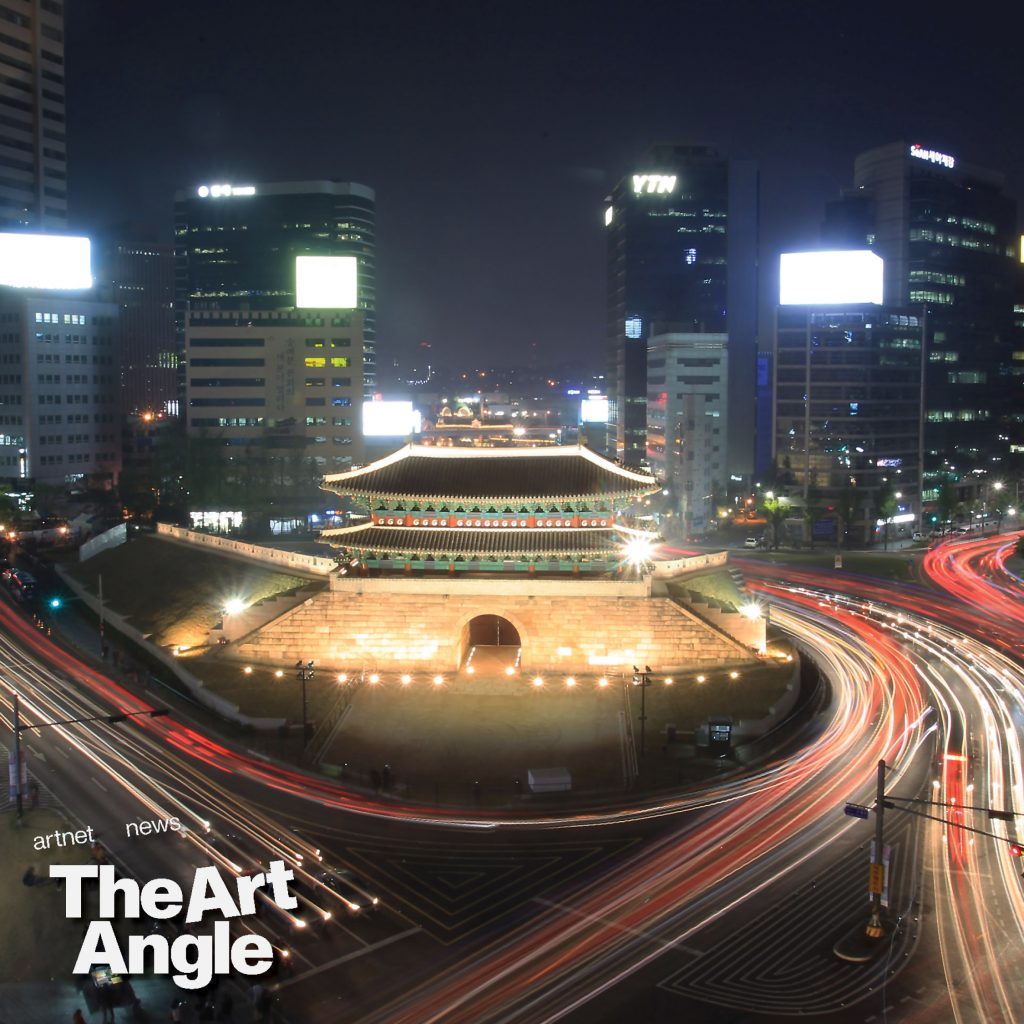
[295,660,314,744]
[866,759,887,940]
[632,665,652,758]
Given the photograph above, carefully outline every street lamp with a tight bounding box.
[10,695,169,823]
[294,660,315,744]
[632,665,652,758]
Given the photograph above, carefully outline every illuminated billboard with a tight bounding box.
[779,250,884,306]
[0,233,92,290]
[362,400,422,437]
[580,397,609,423]
[295,255,358,309]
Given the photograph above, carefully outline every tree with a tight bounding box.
[761,497,789,551]
[876,483,897,550]
[936,478,958,536]
[835,486,858,550]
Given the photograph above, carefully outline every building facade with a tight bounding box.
[184,307,364,493]
[605,144,757,472]
[0,0,66,231]
[0,290,120,488]
[823,141,1023,490]
[774,305,925,544]
[174,180,376,398]
[646,331,728,536]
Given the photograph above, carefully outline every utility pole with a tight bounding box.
[12,693,23,823]
[295,660,314,746]
[866,758,886,939]
[98,572,105,656]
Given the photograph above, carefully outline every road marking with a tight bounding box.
[91,777,108,792]
[56,746,69,758]
[274,926,422,989]
[533,897,696,954]
[28,747,45,761]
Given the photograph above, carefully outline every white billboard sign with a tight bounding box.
[0,233,92,290]
[363,400,422,437]
[580,397,609,423]
[779,250,884,306]
[295,255,358,309]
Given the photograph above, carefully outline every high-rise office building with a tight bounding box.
[605,144,757,471]
[773,250,924,545]
[174,180,376,397]
[0,292,120,488]
[0,0,67,231]
[823,141,1023,487]
[100,241,176,416]
[646,331,728,536]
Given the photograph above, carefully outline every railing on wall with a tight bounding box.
[156,523,336,576]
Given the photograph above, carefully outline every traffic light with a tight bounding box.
[1008,842,1024,857]
[48,596,62,610]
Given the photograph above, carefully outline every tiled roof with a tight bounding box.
[322,444,657,500]
[321,524,624,558]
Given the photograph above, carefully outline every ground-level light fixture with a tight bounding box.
[598,677,608,687]
[337,673,347,683]
[243,666,253,675]
[433,674,444,685]
[565,676,576,687]
[466,665,475,674]
[729,671,739,679]
[664,677,674,685]
[739,601,764,621]
[274,669,283,678]
[696,674,706,683]
[401,673,411,685]
[369,673,380,684]
[224,598,247,616]
[532,676,544,687]
[504,665,515,676]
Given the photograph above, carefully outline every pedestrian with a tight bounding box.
[381,764,392,790]
[29,780,39,808]
[370,768,381,791]
[72,1010,86,1024]
[170,999,185,1023]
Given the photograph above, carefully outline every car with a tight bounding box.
[911,531,924,541]
[744,537,759,549]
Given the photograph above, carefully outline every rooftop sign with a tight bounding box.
[295,255,358,309]
[196,184,257,198]
[632,174,677,195]
[909,145,955,169]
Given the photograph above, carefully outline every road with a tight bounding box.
[2,538,1024,1022]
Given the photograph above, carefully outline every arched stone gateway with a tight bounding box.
[457,612,524,672]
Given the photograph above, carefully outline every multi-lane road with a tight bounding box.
[3,533,1024,1022]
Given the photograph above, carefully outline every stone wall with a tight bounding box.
[230,586,756,673]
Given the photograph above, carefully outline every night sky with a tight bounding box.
[67,1,1024,373]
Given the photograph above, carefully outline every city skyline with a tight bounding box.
[64,1,1024,370]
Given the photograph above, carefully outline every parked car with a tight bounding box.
[744,537,760,549]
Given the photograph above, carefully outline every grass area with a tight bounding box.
[666,569,746,610]
[737,548,919,582]
[63,536,319,649]
[0,808,93,982]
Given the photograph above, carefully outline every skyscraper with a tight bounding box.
[605,144,757,472]
[174,180,376,397]
[823,141,1023,487]
[0,0,67,230]
[100,240,176,416]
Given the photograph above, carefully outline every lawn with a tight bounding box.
[736,548,919,582]
[63,536,321,649]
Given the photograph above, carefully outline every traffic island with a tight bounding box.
[833,915,897,963]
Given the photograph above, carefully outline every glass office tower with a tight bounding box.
[174,180,376,399]
[605,144,757,472]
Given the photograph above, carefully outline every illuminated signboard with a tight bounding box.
[909,145,955,169]
[581,397,609,423]
[295,255,358,309]
[631,174,677,195]
[604,205,614,226]
[779,250,884,306]
[0,233,92,290]
[196,184,257,198]
[362,400,422,437]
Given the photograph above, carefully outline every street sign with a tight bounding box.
[844,802,870,819]
[868,863,885,895]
